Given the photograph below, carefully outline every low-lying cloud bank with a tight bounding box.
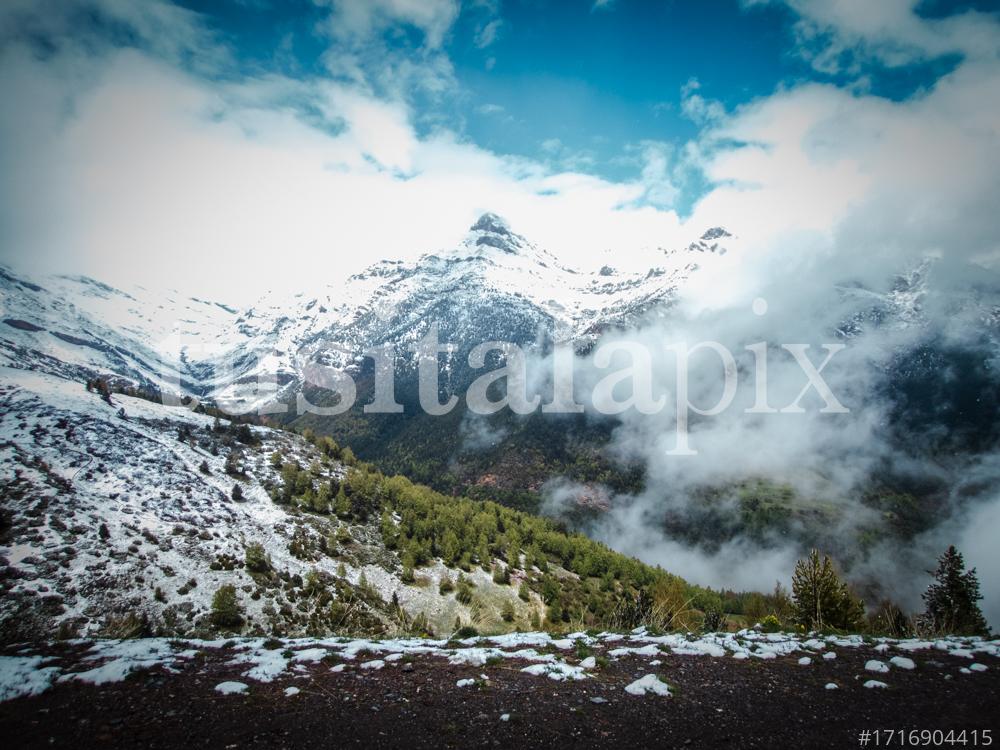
[526,4,1000,624]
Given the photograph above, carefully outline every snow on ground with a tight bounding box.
[0,655,61,701]
[0,367,311,637]
[625,674,671,697]
[866,660,890,674]
[215,681,249,695]
[2,629,996,703]
[889,656,916,670]
[520,662,588,681]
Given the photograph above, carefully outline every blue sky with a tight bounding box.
[1,0,999,301]
[167,0,983,213]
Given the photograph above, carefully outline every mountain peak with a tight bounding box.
[700,227,731,241]
[466,212,527,255]
[470,212,512,235]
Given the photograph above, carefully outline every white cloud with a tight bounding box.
[475,102,505,115]
[474,18,503,49]
[0,0,230,79]
[315,0,460,49]
[0,37,689,303]
[757,0,1000,74]
[4,0,999,316]
[680,77,726,125]
[636,142,679,209]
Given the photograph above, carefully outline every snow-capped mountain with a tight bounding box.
[0,266,239,393]
[0,213,732,411]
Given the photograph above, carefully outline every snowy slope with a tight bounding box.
[0,367,539,640]
[0,266,243,397]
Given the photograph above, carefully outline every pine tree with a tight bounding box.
[477,535,491,571]
[547,598,563,625]
[791,549,862,631]
[922,546,989,636]
[210,585,243,629]
[314,482,332,514]
[334,485,351,517]
[528,542,548,573]
[244,542,270,573]
[505,530,521,569]
[440,529,461,567]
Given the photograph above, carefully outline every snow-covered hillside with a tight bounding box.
[0,367,541,640]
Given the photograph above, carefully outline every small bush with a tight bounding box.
[245,542,271,573]
[210,584,243,630]
[456,577,474,605]
[760,614,781,633]
[702,606,728,633]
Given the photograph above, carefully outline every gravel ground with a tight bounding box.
[1,640,997,749]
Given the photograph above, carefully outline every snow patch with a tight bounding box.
[0,656,60,701]
[215,681,249,695]
[624,674,671,697]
